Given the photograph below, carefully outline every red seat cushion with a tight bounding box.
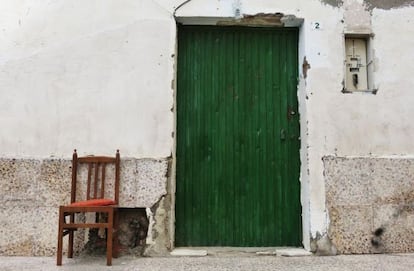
[69,198,116,207]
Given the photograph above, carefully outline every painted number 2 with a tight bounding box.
[312,22,321,30]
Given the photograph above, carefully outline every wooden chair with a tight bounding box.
[57,150,120,266]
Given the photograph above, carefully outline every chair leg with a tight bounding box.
[57,208,64,266]
[68,214,75,258]
[113,209,119,258]
[106,210,114,266]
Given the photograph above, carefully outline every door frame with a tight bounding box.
[170,16,310,251]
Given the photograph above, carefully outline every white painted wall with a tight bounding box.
[1,0,414,250]
[0,0,176,158]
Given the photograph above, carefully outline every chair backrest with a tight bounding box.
[71,150,120,204]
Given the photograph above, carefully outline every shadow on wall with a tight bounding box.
[371,191,414,252]
[82,208,149,256]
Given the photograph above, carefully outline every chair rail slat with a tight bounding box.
[94,163,99,199]
[101,164,106,198]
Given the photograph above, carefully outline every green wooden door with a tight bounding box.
[176,26,301,247]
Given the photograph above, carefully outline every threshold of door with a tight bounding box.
[170,247,311,257]
[170,248,208,257]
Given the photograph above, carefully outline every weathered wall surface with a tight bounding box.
[0,0,175,256]
[0,157,168,256]
[324,157,414,253]
[0,0,175,158]
[1,0,414,256]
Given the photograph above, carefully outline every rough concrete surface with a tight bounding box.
[0,157,169,256]
[324,157,414,254]
[2,254,414,271]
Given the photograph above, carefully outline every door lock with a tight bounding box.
[280,129,286,140]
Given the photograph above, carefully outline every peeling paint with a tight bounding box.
[321,0,414,9]
[302,57,311,79]
[216,13,303,27]
[364,0,414,10]
[217,13,284,27]
[321,0,344,7]
[2,0,414,257]
[144,196,172,256]
[310,232,338,256]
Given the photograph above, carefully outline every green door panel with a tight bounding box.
[176,26,301,247]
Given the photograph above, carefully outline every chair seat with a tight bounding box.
[69,198,116,207]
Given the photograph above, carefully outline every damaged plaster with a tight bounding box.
[321,0,344,7]
[310,233,338,256]
[144,196,172,256]
[322,0,414,9]
[2,0,414,257]
[217,13,303,27]
[217,13,285,27]
[343,0,372,33]
[364,0,414,10]
[302,57,311,79]
[0,157,170,256]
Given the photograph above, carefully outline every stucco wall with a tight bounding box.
[1,0,414,256]
[0,0,175,158]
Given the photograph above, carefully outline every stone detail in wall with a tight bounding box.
[324,156,414,254]
[135,159,169,207]
[0,159,42,208]
[39,159,72,207]
[0,157,169,256]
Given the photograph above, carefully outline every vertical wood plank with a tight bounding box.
[176,26,301,247]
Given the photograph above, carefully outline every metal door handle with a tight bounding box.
[280,129,286,140]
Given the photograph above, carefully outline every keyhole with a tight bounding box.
[352,74,359,87]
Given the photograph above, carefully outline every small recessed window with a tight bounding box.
[343,34,376,93]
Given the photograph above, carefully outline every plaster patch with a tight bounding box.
[302,57,311,79]
[321,0,414,9]
[364,0,414,10]
[311,234,338,256]
[217,13,303,27]
[144,196,172,256]
[343,0,372,33]
[217,13,284,26]
[321,0,344,7]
